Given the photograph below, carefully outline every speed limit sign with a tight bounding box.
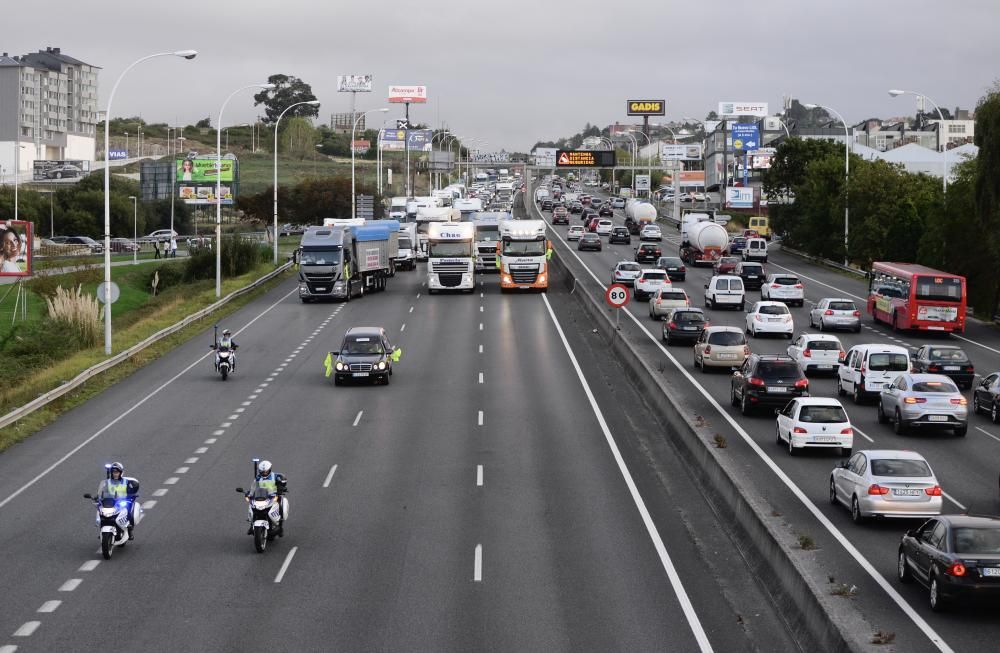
[605,284,630,308]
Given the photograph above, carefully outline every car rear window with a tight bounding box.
[756,362,801,379]
[661,290,686,299]
[798,405,848,423]
[868,353,909,371]
[953,528,1000,554]
[912,381,959,393]
[708,331,745,345]
[773,277,800,285]
[675,312,705,323]
[642,271,667,280]
[741,265,763,273]
[870,459,932,477]
[660,258,683,266]
[759,304,789,315]
[829,301,856,311]
[620,263,641,271]
[806,340,840,351]
[928,348,968,361]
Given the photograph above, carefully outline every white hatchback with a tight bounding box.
[596,219,614,236]
[775,398,854,456]
[633,269,669,300]
[640,225,662,241]
[746,301,794,338]
[612,261,643,286]
[787,333,845,375]
[566,225,585,241]
[761,274,805,307]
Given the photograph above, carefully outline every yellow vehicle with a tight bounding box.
[748,216,771,240]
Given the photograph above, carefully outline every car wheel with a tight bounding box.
[731,385,739,407]
[785,332,793,340]
[877,401,888,424]
[993,402,1000,424]
[788,436,797,456]
[929,575,948,612]
[740,392,752,416]
[973,395,981,414]
[840,447,851,457]
[851,496,865,523]
[829,477,839,505]
[955,424,967,437]
[897,551,913,583]
[852,381,863,405]
[837,378,846,397]
[776,425,783,446]
[894,409,907,435]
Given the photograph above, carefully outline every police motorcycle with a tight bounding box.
[235,459,288,553]
[83,464,141,560]
[210,325,238,381]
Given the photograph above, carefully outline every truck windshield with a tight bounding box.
[428,242,472,257]
[476,226,500,242]
[300,248,341,265]
[399,237,412,249]
[503,241,546,256]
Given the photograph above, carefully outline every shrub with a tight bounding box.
[147,263,186,294]
[45,285,101,346]
[1,319,83,391]
[184,234,268,282]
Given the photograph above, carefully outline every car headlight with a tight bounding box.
[377,361,386,370]
[335,362,344,371]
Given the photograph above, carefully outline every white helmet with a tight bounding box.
[257,460,272,476]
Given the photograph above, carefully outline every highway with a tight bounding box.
[534,184,1000,653]
[0,226,796,651]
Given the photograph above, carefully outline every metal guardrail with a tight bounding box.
[775,244,869,278]
[0,261,293,431]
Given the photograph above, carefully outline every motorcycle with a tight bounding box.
[212,344,236,381]
[236,486,288,554]
[83,492,140,560]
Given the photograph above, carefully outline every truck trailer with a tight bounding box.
[297,224,392,302]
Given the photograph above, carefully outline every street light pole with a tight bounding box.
[128,195,137,264]
[272,100,320,264]
[889,89,948,194]
[217,81,275,297]
[102,49,197,355]
[805,103,850,265]
[352,108,389,219]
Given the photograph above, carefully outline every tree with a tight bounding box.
[279,116,319,160]
[762,138,842,200]
[254,74,320,125]
[195,117,212,129]
[973,82,1000,314]
[705,111,718,121]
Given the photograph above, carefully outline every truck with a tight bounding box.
[534,187,550,203]
[498,219,551,292]
[396,222,418,270]
[471,213,502,272]
[432,189,454,206]
[427,222,476,293]
[680,212,713,241]
[679,220,728,266]
[389,197,408,220]
[323,218,400,276]
[415,207,458,260]
[297,224,392,302]
[625,200,658,224]
[495,181,515,208]
[454,198,484,220]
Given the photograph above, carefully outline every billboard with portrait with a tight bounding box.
[176,158,235,183]
[0,220,32,277]
[337,75,373,92]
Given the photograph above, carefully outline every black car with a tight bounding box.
[731,354,809,415]
[581,207,598,222]
[568,202,583,214]
[598,205,614,217]
[656,256,686,281]
[972,372,1000,421]
[910,345,975,389]
[541,199,553,211]
[330,326,396,386]
[898,515,1000,611]
[608,227,631,244]
[736,262,765,290]
[635,243,662,263]
[662,308,707,344]
[577,233,602,251]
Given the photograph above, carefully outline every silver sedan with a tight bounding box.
[830,449,943,523]
[809,297,861,333]
[877,373,968,436]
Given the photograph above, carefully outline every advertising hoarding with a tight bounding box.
[730,124,760,151]
[749,148,777,169]
[635,175,651,191]
[337,75,373,92]
[627,100,666,116]
[176,158,235,183]
[388,85,427,104]
[332,112,364,132]
[32,160,90,181]
[555,150,616,168]
[0,220,32,277]
[660,144,703,161]
[726,187,755,209]
[178,186,234,205]
[718,102,769,117]
[379,129,433,151]
[352,140,371,154]
[108,150,128,160]
[677,170,705,188]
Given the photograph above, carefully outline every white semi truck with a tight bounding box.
[498,219,550,292]
[415,207,457,260]
[427,221,476,293]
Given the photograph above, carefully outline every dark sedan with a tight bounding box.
[541,199,553,211]
[898,515,1000,611]
[598,205,614,217]
[662,308,707,344]
[972,372,1000,421]
[910,345,975,389]
[577,233,602,251]
[330,326,396,386]
[656,256,686,281]
[608,227,631,244]
[568,202,583,214]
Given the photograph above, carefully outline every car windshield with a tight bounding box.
[503,241,546,256]
[708,331,745,345]
[798,405,848,423]
[342,337,384,355]
[758,305,789,315]
[912,381,959,393]
[829,301,856,311]
[868,353,909,371]
[300,248,342,266]
[928,348,968,361]
[569,227,583,233]
[774,277,800,285]
[953,528,1000,554]
[757,362,801,379]
[619,263,641,272]
[870,459,932,477]
[806,340,840,351]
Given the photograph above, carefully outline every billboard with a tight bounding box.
[32,159,90,181]
[337,74,373,92]
[178,185,233,205]
[0,220,32,277]
[332,112,365,132]
[726,187,755,209]
[379,129,432,151]
[388,85,427,104]
[108,150,128,160]
[428,151,455,171]
[635,175,651,191]
[731,124,760,151]
[660,144,703,161]
[177,158,235,183]
[533,147,558,166]
[749,148,778,169]
[555,150,616,168]
[351,140,371,154]
[676,170,705,188]
[627,100,666,116]
[718,102,769,117]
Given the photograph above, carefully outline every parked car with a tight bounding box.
[787,333,845,375]
[735,261,765,291]
[635,243,662,263]
[877,373,968,436]
[704,275,745,310]
[656,256,687,281]
[649,288,689,319]
[577,233,602,251]
[909,345,975,389]
[639,225,662,242]
[810,298,862,333]
[745,301,794,338]
[634,269,669,300]
[832,450,942,524]
[611,261,642,286]
[776,397,853,456]
[712,256,740,275]
[608,227,631,244]
[566,225,585,241]
[64,236,103,253]
[838,344,911,404]
[109,238,140,253]
[761,274,805,306]
[897,514,1000,612]
[694,326,749,371]
[731,353,809,415]
[145,229,178,243]
[662,307,707,344]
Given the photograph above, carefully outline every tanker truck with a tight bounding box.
[679,221,729,266]
[624,200,658,224]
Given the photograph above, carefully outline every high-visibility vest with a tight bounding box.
[105,479,127,498]
[257,473,277,494]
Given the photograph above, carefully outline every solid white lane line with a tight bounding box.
[944,492,967,511]
[976,426,1000,443]
[142,500,157,510]
[185,457,198,464]
[543,217,953,653]
[479,372,484,384]
[353,411,363,427]
[400,323,406,332]
[205,438,218,444]
[474,544,483,582]
[274,546,298,583]
[37,601,60,613]
[152,488,168,497]
[175,467,189,474]
[540,293,713,652]
[164,477,179,485]
[853,426,875,443]
[78,560,99,572]
[476,465,483,487]
[478,410,484,426]
[13,622,39,637]
[195,447,208,454]
[58,579,81,592]
[322,464,338,488]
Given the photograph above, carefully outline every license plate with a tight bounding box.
[768,318,783,322]
[817,364,833,369]
[683,326,698,331]
[927,326,945,331]
[667,267,678,271]
[892,489,922,496]
[315,287,327,292]
[928,415,949,422]
[983,568,1000,577]
[352,372,369,377]
[944,366,960,371]
[812,436,838,443]
[768,386,789,393]
[718,353,738,360]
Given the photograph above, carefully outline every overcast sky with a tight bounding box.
[4,0,999,152]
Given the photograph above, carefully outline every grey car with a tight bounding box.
[830,449,943,523]
[809,297,861,332]
[877,373,968,436]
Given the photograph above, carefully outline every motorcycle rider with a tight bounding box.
[95,462,138,540]
[215,328,239,372]
[245,460,287,535]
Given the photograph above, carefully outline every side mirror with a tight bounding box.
[905,528,917,537]
[838,461,849,469]
[330,351,340,356]
[83,493,93,499]
[773,409,781,416]
[235,487,245,493]
[703,284,709,290]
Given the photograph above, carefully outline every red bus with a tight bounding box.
[867,262,967,333]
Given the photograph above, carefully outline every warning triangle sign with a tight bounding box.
[557,152,570,165]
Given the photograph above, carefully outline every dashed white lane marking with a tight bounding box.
[241,401,252,406]
[266,377,275,382]
[478,372,484,384]
[58,579,81,592]
[944,492,967,511]
[479,344,483,354]
[213,429,225,436]
[976,426,1000,443]
[13,622,39,637]
[322,464,338,488]
[274,546,298,583]
[284,358,293,363]
[205,438,218,444]
[409,306,414,313]
[185,457,198,464]
[142,500,157,510]
[164,477,179,485]
[478,410,484,426]
[195,447,208,454]
[473,544,483,582]
[479,306,484,313]
[476,465,483,487]
[417,293,421,298]
[235,408,245,414]
[853,426,875,443]
[152,488,168,497]
[479,323,484,331]
[37,601,61,613]
[400,323,406,332]
[259,383,269,388]
[228,414,239,420]
[353,411,363,427]
[1,644,20,652]
[78,560,99,572]
[175,467,189,474]
[480,292,484,298]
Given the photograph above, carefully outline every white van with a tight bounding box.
[743,237,768,263]
[704,275,746,310]
[837,344,911,403]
